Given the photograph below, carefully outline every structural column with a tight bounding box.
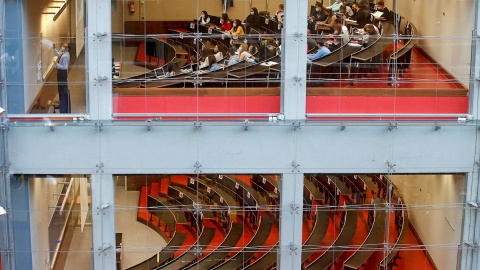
[278,173,304,269]
[86,0,113,120]
[465,1,480,269]
[91,174,116,270]
[281,0,308,120]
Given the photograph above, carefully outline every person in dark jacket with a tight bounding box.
[350,2,370,27]
[245,7,261,33]
[376,1,394,22]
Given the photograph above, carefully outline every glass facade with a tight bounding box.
[1,0,480,270]
[1,0,475,119]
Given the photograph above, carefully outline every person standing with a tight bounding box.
[245,7,261,33]
[53,43,71,113]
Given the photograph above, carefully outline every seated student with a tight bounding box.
[273,4,284,24]
[362,24,378,47]
[376,1,394,22]
[339,3,354,17]
[350,2,370,27]
[254,45,275,62]
[199,11,211,25]
[228,19,245,37]
[326,19,344,50]
[307,40,331,61]
[199,48,214,69]
[310,3,327,23]
[207,55,222,71]
[218,13,232,31]
[213,45,224,62]
[319,9,337,30]
[327,0,344,13]
[165,62,177,77]
[238,43,253,61]
[245,7,261,33]
[225,47,240,66]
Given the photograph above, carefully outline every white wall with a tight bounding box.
[398,0,475,87]
[28,177,63,270]
[392,174,466,270]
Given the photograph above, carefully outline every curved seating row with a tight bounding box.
[131,173,409,270]
[132,174,280,270]
[302,174,409,270]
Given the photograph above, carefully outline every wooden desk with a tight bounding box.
[148,195,187,225]
[245,247,278,269]
[311,44,361,68]
[326,175,352,196]
[224,174,269,207]
[304,177,325,201]
[343,198,387,269]
[358,175,379,192]
[201,176,239,215]
[212,217,273,270]
[159,227,216,270]
[184,222,244,269]
[316,24,331,31]
[302,209,330,263]
[351,22,394,62]
[169,185,216,219]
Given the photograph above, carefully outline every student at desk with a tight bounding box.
[327,0,344,13]
[307,40,331,61]
[339,3,354,17]
[238,44,253,62]
[199,11,211,25]
[362,24,378,47]
[245,7,261,33]
[199,48,214,69]
[310,3,327,23]
[213,45,224,62]
[319,9,337,31]
[218,13,232,31]
[207,55,221,71]
[225,47,240,66]
[376,1,394,22]
[228,19,245,37]
[350,2,370,27]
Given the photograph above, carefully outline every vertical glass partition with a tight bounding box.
[111,0,284,120]
[4,0,87,115]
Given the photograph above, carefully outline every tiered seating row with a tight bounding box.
[130,174,280,270]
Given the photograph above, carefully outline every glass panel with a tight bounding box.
[10,175,92,269]
[112,0,283,120]
[4,0,87,115]
[114,174,280,269]
[302,174,465,270]
[306,0,473,119]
